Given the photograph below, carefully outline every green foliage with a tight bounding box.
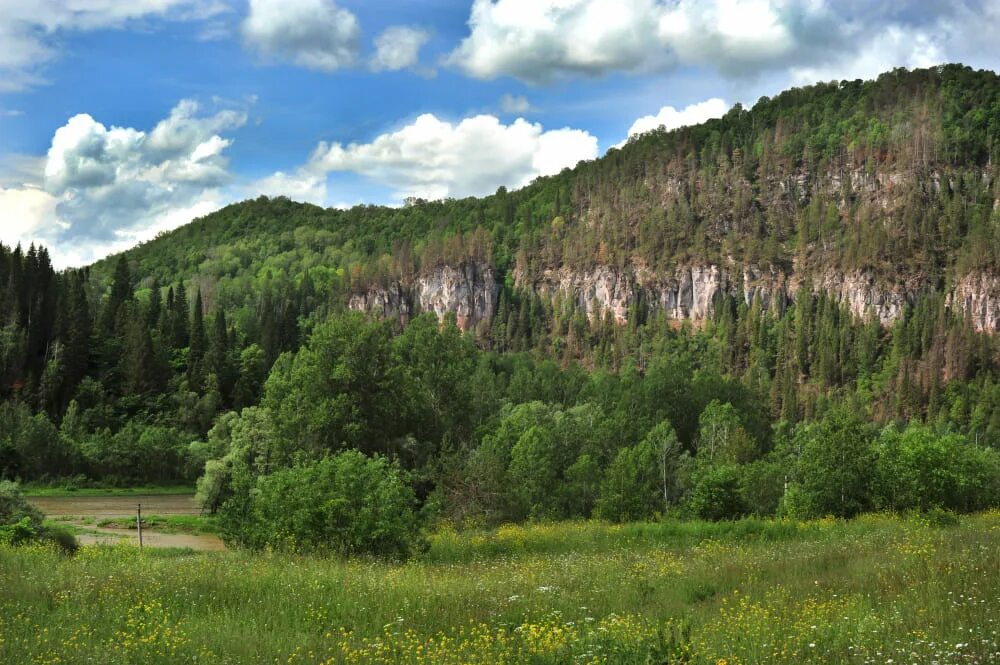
[683,464,747,521]
[0,481,76,552]
[783,410,877,518]
[874,424,1000,512]
[596,421,682,522]
[219,451,421,558]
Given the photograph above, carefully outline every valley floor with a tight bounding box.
[1,514,998,664]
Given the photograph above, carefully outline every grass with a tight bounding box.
[21,484,196,497]
[1,512,998,664]
[94,514,218,535]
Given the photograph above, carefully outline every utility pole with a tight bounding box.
[137,503,143,551]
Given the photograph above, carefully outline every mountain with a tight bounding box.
[97,64,1000,335]
[2,64,1000,493]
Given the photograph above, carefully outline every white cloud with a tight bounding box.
[371,26,431,72]
[0,186,63,241]
[446,0,994,84]
[0,0,223,91]
[251,169,328,205]
[242,0,360,71]
[619,97,729,146]
[790,25,943,85]
[308,113,598,201]
[500,94,533,114]
[0,99,248,267]
[448,0,668,83]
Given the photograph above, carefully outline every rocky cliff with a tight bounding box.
[349,262,498,331]
[520,262,999,330]
[352,260,1000,334]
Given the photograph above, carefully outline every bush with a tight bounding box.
[874,425,1000,513]
[219,450,422,558]
[683,465,746,521]
[0,481,77,553]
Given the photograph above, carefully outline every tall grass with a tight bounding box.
[1,512,997,663]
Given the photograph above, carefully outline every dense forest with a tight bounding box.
[2,65,1000,548]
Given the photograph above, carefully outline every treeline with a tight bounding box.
[0,251,327,484]
[201,311,999,555]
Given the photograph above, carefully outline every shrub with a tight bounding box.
[219,450,421,558]
[874,425,1000,512]
[0,481,77,553]
[683,464,746,521]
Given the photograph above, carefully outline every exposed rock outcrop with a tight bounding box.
[349,262,498,332]
[416,263,498,331]
[352,260,1000,334]
[948,271,1000,333]
[814,270,916,326]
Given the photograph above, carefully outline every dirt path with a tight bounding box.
[30,494,200,518]
[29,494,226,552]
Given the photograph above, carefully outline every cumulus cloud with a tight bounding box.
[251,169,328,205]
[371,26,431,72]
[242,0,361,71]
[447,0,668,83]
[308,113,598,201]
[445,0,998,84]
[500,94,533,114]
[0,0,223,91]
[0,99,248,266]
[618,97,729,146]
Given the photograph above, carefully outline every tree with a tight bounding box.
[696,400,759,464]
[188,289,207,388]
[783,410,876,518]
[596,421,683,522]
[100,257,132,334]
[263,313,402,457]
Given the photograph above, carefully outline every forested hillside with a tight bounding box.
[1,65,1000,533]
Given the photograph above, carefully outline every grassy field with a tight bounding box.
[1,513,998,664]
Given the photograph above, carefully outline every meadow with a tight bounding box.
[0,513,998,664]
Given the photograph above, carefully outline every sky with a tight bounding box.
[1,0,999,267]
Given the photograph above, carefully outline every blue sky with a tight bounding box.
[1,0,999,267]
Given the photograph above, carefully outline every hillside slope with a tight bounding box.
[96,64,1000,334]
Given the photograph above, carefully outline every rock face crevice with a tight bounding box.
[351,261,1000,334]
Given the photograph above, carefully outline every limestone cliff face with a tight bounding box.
[351,261,1000,334]
[415,263,498,331]
[349,262,498,331]
[814,270,916,326]
[516,262,1000,332]
[348,283,411,322]
[520,263,787,324]
[948,271,1000,333]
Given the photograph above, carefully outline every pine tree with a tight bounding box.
[170,282,190,350]
[101,256,132,334]
[189,289,207,389]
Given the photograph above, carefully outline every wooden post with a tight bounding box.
[137,503,143,551]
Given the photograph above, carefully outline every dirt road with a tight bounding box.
[28,494,225,552]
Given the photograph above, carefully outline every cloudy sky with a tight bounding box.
[1,0,999,267]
